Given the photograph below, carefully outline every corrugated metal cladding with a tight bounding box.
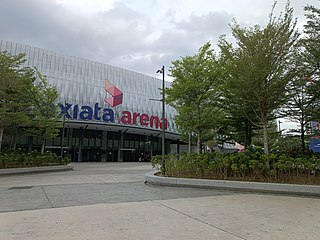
[0,40,178,134]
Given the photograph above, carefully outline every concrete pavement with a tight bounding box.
[0,163,234,212]
[0,162,320,239]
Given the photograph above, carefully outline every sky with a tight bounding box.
[1,0,318,77]
[0,0,319,131]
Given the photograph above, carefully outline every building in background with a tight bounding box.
[0,40,182,162]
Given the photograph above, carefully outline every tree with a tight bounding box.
[167,42,224,153]
[282,5,320,152]
[26,70,61,155]
[281,49,320,152]
[218,40,260,148]
[303,5,320,72]
[219,2,299,154]
[173,106,196,153]
[302,4,320,123]
[0,52,35,151]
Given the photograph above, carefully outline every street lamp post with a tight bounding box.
[157,66,166,176]
[278,120,282,136]
[60,101,66,159]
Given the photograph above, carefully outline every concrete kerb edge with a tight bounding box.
[145,170,320,197]
[0,164,74,176]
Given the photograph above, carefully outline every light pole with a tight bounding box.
[60,101,66,159]
[156,66,166,176]
[278,120,282,136]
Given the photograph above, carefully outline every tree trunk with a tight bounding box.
[9,133,13,150]
[244,120,252,148]
[262,121,269,154]
[12,127,17,150]
[197,131,202,154]
[301,123,305,153]
[248,123,252,146]
[41,138,46,155]
[188,132,191,153]
[261,111,269,155]
[0,127,3,152]
[9,130,16,150]
[262,118,270,170]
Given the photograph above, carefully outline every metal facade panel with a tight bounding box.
[1,40,178,133]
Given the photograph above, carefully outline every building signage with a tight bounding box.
[60,103,168,130]
[309,138,320,153]
[60,79,168,130]
[104,79,123,107]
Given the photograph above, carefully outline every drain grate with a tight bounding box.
[8,186,34,190]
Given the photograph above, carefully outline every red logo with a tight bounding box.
[104,80,123,107]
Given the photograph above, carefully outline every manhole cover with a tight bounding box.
[8,186,34,190]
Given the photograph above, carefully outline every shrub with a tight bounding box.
[0,151,71,169]
[152,149,320,184]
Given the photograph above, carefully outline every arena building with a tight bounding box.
[0,40,182,162]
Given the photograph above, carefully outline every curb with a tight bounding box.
[0,164,74,176]
[145,170,320,197]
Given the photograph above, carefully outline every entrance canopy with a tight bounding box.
[64,120,181,141]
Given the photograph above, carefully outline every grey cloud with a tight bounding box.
[0,0,153,68]
[176,11,232,36]
[122,11,234,76]
[0,0,234,78]
[0,0,98,57]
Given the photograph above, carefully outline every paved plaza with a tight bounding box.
[0,163,319,239]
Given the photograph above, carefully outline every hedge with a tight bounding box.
[0,151,70,169]
[152,149,320,184]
